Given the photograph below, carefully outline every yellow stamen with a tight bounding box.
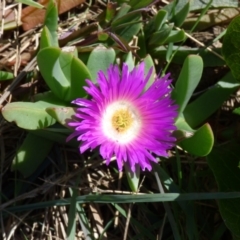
[112,109,134,133]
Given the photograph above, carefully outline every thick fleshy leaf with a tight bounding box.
[166,42,173,62]
[233,107,240,115]
[207,144,240,238]
[37,47,70,100]
[2,102,56,130]
[12,133,54,177]
[175,115,195,132]
[125,52,135,71]
[184,72,240,128]
[124,164,140,192]
[137,30,147,58]
[105,2,117,22]
[130,0,153,9]
[0,70,14,81]
[144,9,167,37]
[154,10,168,31]
[149,24,173,45]
[178,123,214,156]
[222,15,240,81]
[98,31,109,41]
[174,115,195,142]
[164,0,190,27]
[37,0,59,49]
[40,26,55,49]
[33,91,68,106]
[37,47,92,101]
[118,18,142,43]
[111,5,142,42]
[163,30,185,44]
[172,55,203,115]
[172,1,190,27]
[87,46,116,82]
[143,54,155,90]
[46,107,76,128]
[111,4,133,26]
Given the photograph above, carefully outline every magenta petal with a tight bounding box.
[67,61,178,172]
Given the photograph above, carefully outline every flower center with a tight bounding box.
[111,109,133,133]
[102,101,141,144]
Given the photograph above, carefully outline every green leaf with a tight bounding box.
[178,123,214,156]
[98,31,109,41]
[75,199,93,239]
[166,42,173,62]
[233,107,240,115]
[111,5,142,42]
[2,102,56,130]
[12,133,54,177]
[175,115,195,133]
[112,3,131,22]
[125,51,135,71]
[67,187,77,239]
[137,30,147,58]
[37,47,92,102]
[16,0,44,8]
[40,26,54,49]
[105,2,117,22]
[172,1,190,27]
[172,55,203,115]
[87,46,116,82]
[207,144,240,239]
[130,0,153,10]
[46,107,76,128]
[164,0,190,27]
[154,10,168,31]
[0,70,14,81]
[111,8,140,28]
[7,192,240,213]
[43,0,58,48]
[33,91,67,106]
[124,164,140,192]
[149,24,173,46]
[114,18,142,43]
[184,72,240,128]
[222,15,240,81]
[153,164,199,239]
[143,54,155,90]
[163,30,185,44]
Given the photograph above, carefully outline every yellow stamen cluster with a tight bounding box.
[112,109,134,133]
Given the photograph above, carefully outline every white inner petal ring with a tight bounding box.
[102,101,141,144]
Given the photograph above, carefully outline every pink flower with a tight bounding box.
[67,62,178,171]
